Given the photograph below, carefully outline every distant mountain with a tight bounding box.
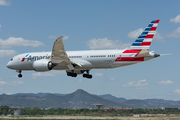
[98,95,153,108]
[54,93,66,96]
[0,89,122,108]
[122,99,151,108]
[1,89,180,109]
[62,89,123,108]
[0,94,46,108]
[98,94,127,103]
[13,93,66,97]
[144,99,180,108]
[12,93,39,96]
[98,95,180,109]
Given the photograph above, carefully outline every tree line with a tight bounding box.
[0,106,180,116]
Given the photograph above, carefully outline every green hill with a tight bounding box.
[0,89,180,109]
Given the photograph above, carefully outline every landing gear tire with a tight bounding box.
[83,74,92,79]
[18,74,22,78]
[87,74,92,79]
[67,72,71,76]
[17,70,22,78]
[83,74,88,78]
[67,72,77,77]
[71,73,77,77]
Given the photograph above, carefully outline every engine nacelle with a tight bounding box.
[32,60,54,72]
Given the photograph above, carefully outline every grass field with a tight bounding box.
[0,115,180,120]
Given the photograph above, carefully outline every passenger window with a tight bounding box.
[11,59,13,61]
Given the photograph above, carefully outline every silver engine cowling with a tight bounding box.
[32,60,54,72]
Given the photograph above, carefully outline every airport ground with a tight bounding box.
[0,115,180,120]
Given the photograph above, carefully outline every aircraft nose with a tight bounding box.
[7,61,13,69]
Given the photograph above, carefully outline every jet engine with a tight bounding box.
[32,60,55,72]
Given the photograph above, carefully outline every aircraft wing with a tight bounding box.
[51,36,81,70]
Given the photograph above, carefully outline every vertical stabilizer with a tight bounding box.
[128,20,160,50]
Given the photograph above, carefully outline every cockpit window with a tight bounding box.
[11,59,13,61]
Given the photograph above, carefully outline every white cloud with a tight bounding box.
[154,32,164,41]
[78,79,83,82]
[174,89,180,94]
[48,35,69,40]
[170,14,180,23]
[52,71,65,75]
[0,25,1,28]
[123,79,149,89]
[0,81,7,86]
[127,28,164,41]
[9,81,24,86]
[32,72,55,79]
[87,38,130,50]
[128,28,143,39]
[158,80,174,85]
[110,78,116,81]
[94,73,104,77]
[0,50,17,57]
[32,71,65,79]
[0,37,45,48]
[0,0,11,6]
[48,35,57,39]
[63,36,69,40]
[167,27,180,38]
[0,80,23,86]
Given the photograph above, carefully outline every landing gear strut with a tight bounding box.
[17,70,22,78]
[82,70,92,79]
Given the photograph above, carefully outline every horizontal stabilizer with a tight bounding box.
[135,49,150,57]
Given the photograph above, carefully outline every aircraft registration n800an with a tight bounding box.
[7,20,161,79]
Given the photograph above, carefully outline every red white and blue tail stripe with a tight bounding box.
[115,20,160,62]
[128,19,160,50]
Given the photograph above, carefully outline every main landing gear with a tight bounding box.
[17,70,22,78]
[82,70,92,79]
[66,71,77,77]
[66,70,93,79]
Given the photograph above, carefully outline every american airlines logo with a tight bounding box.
[21,54,51,62]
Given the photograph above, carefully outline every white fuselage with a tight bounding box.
[6,20,161,78]
[7,49,155,71]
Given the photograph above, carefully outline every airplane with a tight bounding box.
[7,20,161,79]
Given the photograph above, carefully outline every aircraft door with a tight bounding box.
[105,55,114,67]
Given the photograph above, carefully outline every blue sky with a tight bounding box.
[0,0,180,101]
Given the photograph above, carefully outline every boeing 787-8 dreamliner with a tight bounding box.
[7,20,161,79]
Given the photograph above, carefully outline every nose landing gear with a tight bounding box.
[18,74,22,78]
[17,70,22,78]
